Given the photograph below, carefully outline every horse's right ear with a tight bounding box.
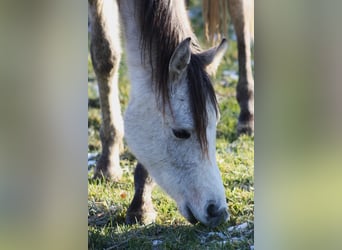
[198,38,228,76]
[169,37,192,79]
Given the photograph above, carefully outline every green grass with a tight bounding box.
[88,4,254,249]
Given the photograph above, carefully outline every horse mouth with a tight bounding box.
[186,206,198,224]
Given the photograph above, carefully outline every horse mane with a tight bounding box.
[137,0,218,154]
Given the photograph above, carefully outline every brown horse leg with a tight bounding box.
[228,0,254,135]
[126,163,156,225]
[88,0,123,180]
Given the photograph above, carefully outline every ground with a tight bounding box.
[88,2,254,249]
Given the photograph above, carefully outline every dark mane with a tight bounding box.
[137,0,218,153]
[187,54,218,153]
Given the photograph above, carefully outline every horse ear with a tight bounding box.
[198,38,228,76]
[169,37,191,79]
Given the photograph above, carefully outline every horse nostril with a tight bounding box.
[207,203,219,218]
[206,203,230,227]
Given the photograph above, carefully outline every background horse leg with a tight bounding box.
[228,0,254,135]
[126,163,156,225]
[88,0,123,180]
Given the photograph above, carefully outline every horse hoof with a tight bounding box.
[237,120,254,136]
[93,166,122,181]
[93,171,122,181]
[92,153,123,181]
[126,210,157,225]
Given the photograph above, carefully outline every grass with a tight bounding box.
[88,3,254,249]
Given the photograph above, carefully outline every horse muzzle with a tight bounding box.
[185,202,229,227]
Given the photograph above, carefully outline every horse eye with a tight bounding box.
[172,129,191,139]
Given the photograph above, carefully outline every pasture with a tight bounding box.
[88,2,254,249]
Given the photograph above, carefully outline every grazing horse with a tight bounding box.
[88,0,253,227]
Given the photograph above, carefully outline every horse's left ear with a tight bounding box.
[169,37,192,80]
[198,38,228,76]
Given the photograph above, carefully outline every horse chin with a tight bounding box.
[178,203,199,224]
[185,205,198,224]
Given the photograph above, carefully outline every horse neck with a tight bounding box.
[119,0,197,98]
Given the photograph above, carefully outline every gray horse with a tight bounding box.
[88,0,253,227]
